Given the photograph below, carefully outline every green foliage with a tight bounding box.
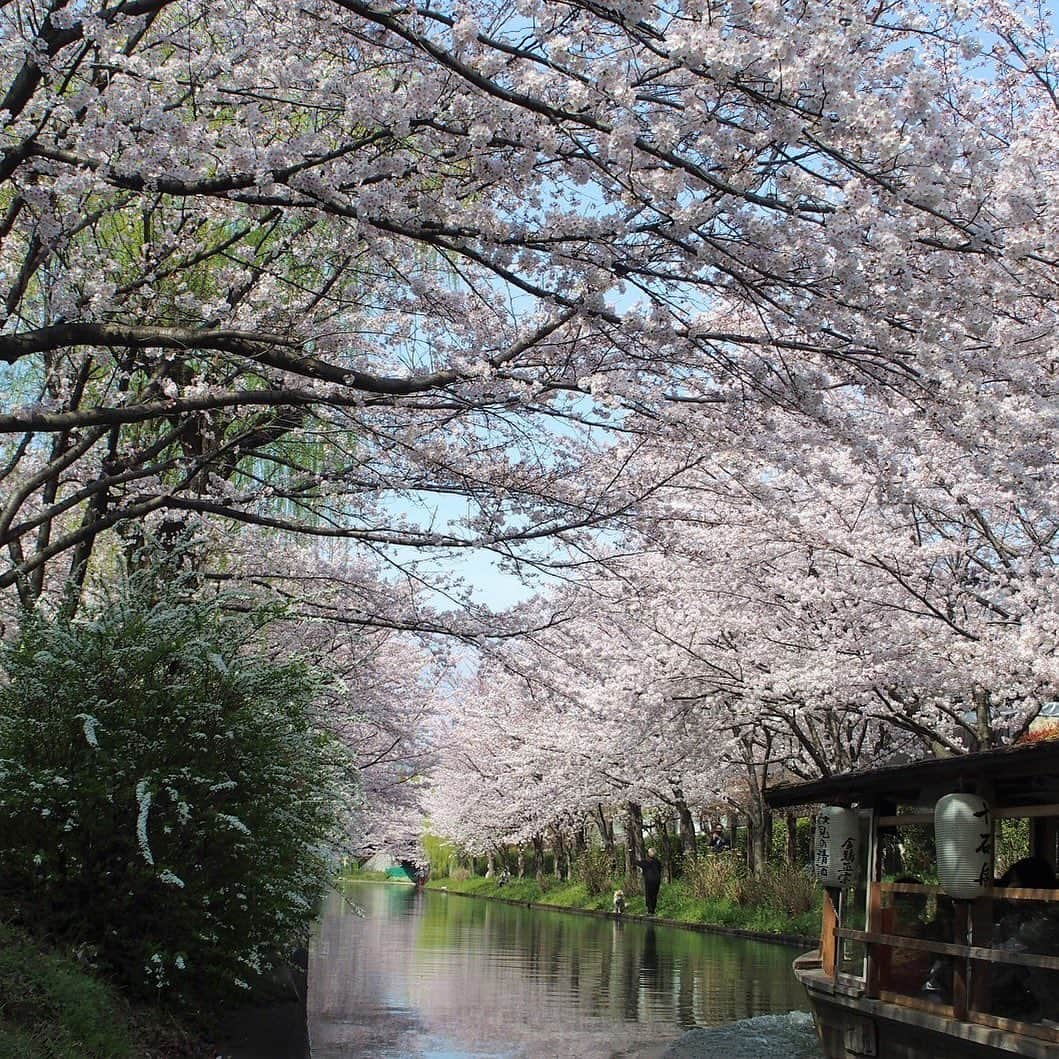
[338,867,392,882]
[0,567,351,1007]
[575,847,619,895]
[685,853,747,903]
[427,874,819,936]
[995,817,1032,879]
[421,832,457,878]
[879,822,938,881]
[646,827,687,879]
[684,855,819,918]
[770,815,814,864]
[0,923,135,1059]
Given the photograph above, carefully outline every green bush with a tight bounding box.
[685,853,747,903]
[0,568,350,1006]
[684,855,819,918]
[995,817,1031,879]
[575,847,618,895]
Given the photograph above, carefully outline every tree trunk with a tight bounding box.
[624,801,644,889]
[746,801,771,875]
[532,833,545,883]
[517,846,526,878]
[486,849,496,877]
[973,684,994,750]
[741,728,774,876]
[574,822,587,858]
[677,798,697,858]
[785,812,798,864]
[551,827,567,880]
[657,813,673,882]
[594,803,614,851]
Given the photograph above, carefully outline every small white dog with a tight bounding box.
[612,889,626,914]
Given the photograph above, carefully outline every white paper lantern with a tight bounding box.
[935,793,993,899]
[815,806,860,887]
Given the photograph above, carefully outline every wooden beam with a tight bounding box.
[837,928,1059,972]
[878,803,1059,828]
[970,897,992,1014]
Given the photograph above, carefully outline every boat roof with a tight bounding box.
[764,739,1059,809]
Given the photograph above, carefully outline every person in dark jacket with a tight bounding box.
[708,825,732,853]
[636,847,663,914]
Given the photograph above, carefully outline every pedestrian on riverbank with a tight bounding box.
[708,825,731,854]
[636,848,663,915]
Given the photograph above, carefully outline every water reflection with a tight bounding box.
[308,883,810,1058]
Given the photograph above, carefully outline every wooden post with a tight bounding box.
[821,887,840,979]
[864,806,883,996]
[952,900,969,1020]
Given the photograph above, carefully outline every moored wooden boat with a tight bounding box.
[766,741,1059,1058]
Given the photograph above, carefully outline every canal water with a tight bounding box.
[308,882,819,1058]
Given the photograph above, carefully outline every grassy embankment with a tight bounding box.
[423,872,821,938]
[0,923,205,1059]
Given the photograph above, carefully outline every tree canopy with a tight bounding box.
[1,0,1057,848]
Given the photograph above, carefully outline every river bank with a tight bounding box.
[0,922,309,1059]
[415,874,818,947]
[0,921,211,1059]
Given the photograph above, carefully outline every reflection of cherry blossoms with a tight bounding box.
[310,885,807,1055]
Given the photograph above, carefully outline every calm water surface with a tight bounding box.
[308,882,817,1059]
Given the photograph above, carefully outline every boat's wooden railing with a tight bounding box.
[825,880,1059,1045]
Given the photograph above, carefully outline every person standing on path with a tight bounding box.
[636,848,663,915]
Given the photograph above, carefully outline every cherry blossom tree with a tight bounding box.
[3,0,1058,862]
[2,0,1056,620]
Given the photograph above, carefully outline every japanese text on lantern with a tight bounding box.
[816,813,831,876]
[840,835,856,883]
[974,805,993,887]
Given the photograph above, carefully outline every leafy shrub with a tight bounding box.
[742,863,819,916]
[995,817,1031,879]
[685,855,818,917]
[450,866,471,882]
[685,853,747,903]
[576,847,618,895]
[0,568,350,1006]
